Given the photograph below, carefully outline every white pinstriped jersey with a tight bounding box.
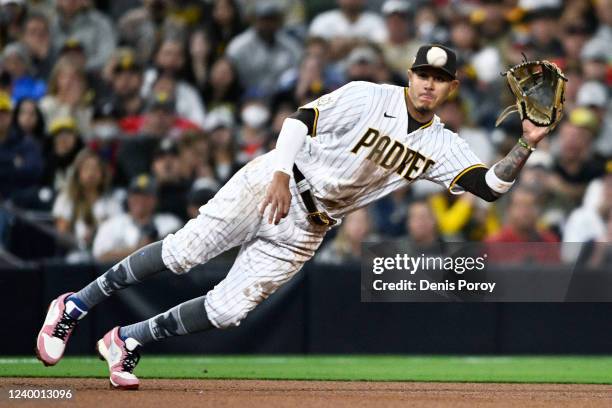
[296,81,485,218]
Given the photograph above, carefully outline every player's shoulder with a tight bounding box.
[341,81,401,97]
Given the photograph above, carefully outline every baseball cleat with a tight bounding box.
[36,292,87,366]
[96,327,142,390]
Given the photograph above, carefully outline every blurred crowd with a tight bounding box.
[0,0,610,265]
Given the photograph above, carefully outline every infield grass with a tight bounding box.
[1,356,611,384]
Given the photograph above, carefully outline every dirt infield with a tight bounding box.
[1,377,612,407]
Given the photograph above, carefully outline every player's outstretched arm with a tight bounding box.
[456,120,549,201]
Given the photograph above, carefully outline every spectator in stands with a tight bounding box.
[19,12,53,80]
[149,73,205,129]
[563,170,612,262]
[485,185,560,264]
[41,116,83,192]
[548,110,605,211]
[50,0,116,71]
[412,3,448,44]
[52,148,121,253]
[200,57,243,116]
[404,200,445,254]
[448,13,480,65]
[370,45,406,86]
[186,28,212,90]
[118,0,193,64]
[236,99,270,165]
[578,208,612,268]
[177,130,213,182]
[141,37,206,128]
[591,0,612,54]
[115,92,177,185]
[206,110,240,184]
[1,0,28,45]
[574,81,612,157]
[372,188,411,237]
[429,191,501,242]
[560,22,591,70]
[316,207,377,264]
[151,139,190,221]
[580,39,609,82]
[380,0,419,76]
[344,46,378,83]
[0,91,43,199]
[522,4,564,59]
[117,0,168,64]
[10,98,46,145]
[92,173,181,263]
[1,42,46,102]
[119,90,199,137]
[186,178,217,219]
[309,0,387,58]
[105,49,145,118]
[39,56,92,135]
[487,185,558,243]
[226,1,302,97]
[204,0,245,63]
[275,37,344,107]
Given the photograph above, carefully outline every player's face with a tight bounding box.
[407,69,458,113]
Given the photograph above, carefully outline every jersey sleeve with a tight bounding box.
[422,133,486,195]
[299,81,371,137]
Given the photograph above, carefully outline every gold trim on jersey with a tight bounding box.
[419,118,434,129]
[312,107,319,137]
[404,87,434,130]
[448,164,488,191]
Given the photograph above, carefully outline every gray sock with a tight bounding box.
[71,241,166,309]
[119,295,213,346]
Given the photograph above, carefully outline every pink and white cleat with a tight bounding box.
[96,327,142,390]
[36,292,87,366]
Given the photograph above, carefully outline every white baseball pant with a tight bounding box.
[161,153,329,328]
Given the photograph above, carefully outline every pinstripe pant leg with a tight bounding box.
[204,209,328,329]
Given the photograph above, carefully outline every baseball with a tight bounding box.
[426,47,448,67]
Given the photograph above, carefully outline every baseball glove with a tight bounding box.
[495,60,567,130]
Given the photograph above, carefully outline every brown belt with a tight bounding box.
[293,164,337,227]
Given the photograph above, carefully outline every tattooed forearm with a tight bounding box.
[493,143,532,182]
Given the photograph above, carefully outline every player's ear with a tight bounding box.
[406,69,413,83]
[449,79,459,93]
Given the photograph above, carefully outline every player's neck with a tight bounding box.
[405,92,434,124]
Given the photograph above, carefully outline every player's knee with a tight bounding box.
[207,281,278,329]
[161,237,193,275]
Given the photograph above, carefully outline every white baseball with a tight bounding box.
[426,47,448,67]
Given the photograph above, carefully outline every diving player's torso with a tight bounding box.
[294,83,453,217]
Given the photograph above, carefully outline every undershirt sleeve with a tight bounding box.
[456,166,500,202]
[290,109,316,136]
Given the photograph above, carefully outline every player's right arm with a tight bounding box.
[260,82,371,224]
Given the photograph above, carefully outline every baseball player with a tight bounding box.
[36,45,549,389]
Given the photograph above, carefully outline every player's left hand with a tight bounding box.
[260,171,292,225]
[521,119,550,147]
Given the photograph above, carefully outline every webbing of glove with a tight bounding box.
[495,60,567,130]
